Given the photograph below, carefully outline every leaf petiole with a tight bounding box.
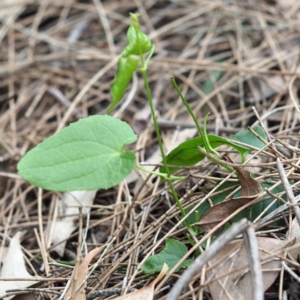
[144,44,156,69]
[135,164,185,181]
[197,146,234,173]
[171,77,220,159]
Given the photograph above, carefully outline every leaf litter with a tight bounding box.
[288,217,300,262]
[1,0,300,299]
[64,246,102,300]
[206,237,285,300]
[0,232,40,300]
[50,190,97,256]
[112,264,168,300]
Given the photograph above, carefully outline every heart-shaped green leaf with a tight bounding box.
[17,115,137,192]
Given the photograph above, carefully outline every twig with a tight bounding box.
[92,0,116,54]
[276,158,300,226]
[282,261,300,284]
[288,76,300,120]
[157,119,240,133]
[5,288,61,297]
[57,56,119,131]
[256,194,300,230]
[86,287,136,300]
[243,225,263,300]
[37,188,50,275]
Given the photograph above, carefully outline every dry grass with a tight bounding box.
[1,0,300,299]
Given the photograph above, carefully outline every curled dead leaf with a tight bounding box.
[199,157,262,232]
[64,246,102,300]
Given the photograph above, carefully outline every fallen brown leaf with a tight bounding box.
[64,246,102,300]
[199,158,262,232]
[206,237,285,300]
[0,232,41,300]
[112,264,168,300]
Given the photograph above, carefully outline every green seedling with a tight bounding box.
[18,14,273,260]
[18,14,268,217]
[18,13,189,227]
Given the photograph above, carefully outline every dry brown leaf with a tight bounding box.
[64,246,102,300]
[0,232,40,300]
[206,237,285,300]
[199,160,262,232]
[233,164,262,197]
[112,264,168,300]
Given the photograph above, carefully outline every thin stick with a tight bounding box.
[5,288,61,297]
[282,261,300,283]
[37,188,50,276]
[276,158,300,226]
[92,0,116,54]
[243,225,263,300]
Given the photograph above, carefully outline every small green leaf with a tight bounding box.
[122,14,152,57]
[108,55,139,113]
[141,238,193,274]
[17,115,137,192]
[161,135,249,174]
[162,126,267,174]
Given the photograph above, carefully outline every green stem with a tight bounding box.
[144,44,155,69]
[171,76,203,136]
[139,49,191,229]
[193,210,199,235]
[171,77,220,155]
[135,164,185,180]
[186,234,200,257]
[172,77,231,169]
[203,115,220,157]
